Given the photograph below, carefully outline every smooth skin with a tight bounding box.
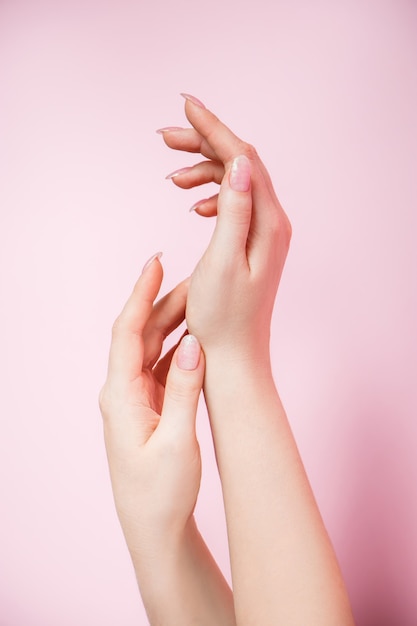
[160,95,355,625]
[99,262,236,625]
[100,95,355,625]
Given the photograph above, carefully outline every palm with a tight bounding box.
[129,345,177,443]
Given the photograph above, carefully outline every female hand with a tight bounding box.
[159,95,292,364]
[99,256,238,626]
[99,254,205,547]
[158,98,354,626]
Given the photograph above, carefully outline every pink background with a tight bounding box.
[0,0,416,624]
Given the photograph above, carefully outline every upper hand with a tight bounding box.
[159,96,292,363]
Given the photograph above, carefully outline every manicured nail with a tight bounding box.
[156,126,184,134]
[165,166,192,180]
[189,198,209,212]
[180,93,206,109]
[142,251,162,274]
[177,335,201,370]
[229,155,251,192]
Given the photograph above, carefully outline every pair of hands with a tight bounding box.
[99,94,291,546]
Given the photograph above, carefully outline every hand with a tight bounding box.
[99,255,205,548]
[99,256,237,626]
[159,95,292,363]
[156,98,354,626]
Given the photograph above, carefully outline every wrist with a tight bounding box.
[127,517,199,605]
[203,345,274,384]
[130,516,236,626]
[125,514,196,565]
[202,351,284,435]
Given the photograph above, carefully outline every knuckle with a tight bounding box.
[98,383,113,420]
[98,385,108,413]
[270,210,292,245]
[239,141,258,161]
[167,384,191,404]
[286,219,293,242]
[111,315,123,336]
[280,212,293,244]
[167,377,200,404]
[158,431,184,456]
[158,425,198,458]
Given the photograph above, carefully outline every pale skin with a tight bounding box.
[99,267,235,625]
[100,94,355,625]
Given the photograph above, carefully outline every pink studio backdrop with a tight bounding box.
[0,0,416,624]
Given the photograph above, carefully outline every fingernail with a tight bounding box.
[165,166,192,180]
[229,155,251,192]
[156,126,184,134]
[177,335,201,370]
[189,198,209,213]
[142,251,162,274]
[180,93,206,109]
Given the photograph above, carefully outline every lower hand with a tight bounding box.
[99,254,205,549]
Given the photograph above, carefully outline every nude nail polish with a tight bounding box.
[165,167,192,180]
[177,335,201,370]
[189,198,209,212]
[156,126,184,134]
[229,155,251,192]
[141,251,162,274]
[180,93,206,109]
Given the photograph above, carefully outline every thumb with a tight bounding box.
[158,335,205,437]
[210,154,252,257]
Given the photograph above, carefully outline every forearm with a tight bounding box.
[158,96,353,623]
[204,354,354,626]
[129,517,236,626]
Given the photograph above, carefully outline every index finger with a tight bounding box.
[106,256,163,390]
[159,97,245,164]
[182,94,246,165]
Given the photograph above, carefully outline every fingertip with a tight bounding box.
[181,94,221,136]
[165,166,192,180]
[180,93,206,109]
[156,126,185,134]
[229,155,251,192]
[130,251,163,305]
[176,334,201,371]
[189,195,218,216]
[189,198,211,213]
[192,206,218,218]
[141,251,163,275]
